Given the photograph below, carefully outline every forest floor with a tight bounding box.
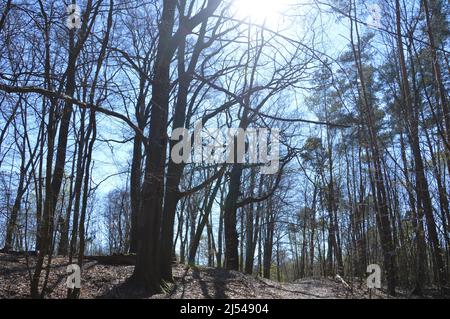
[0,253,446,299]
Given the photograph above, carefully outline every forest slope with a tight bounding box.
[0,253,437,299]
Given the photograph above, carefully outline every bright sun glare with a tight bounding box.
[232,0,288,27]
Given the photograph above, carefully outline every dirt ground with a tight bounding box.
[0,253,443,299]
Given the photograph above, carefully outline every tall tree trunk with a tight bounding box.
[395,0,447,289]
[132,0,175,292]
[350,0,397,295]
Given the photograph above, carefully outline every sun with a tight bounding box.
[231,0,287,27]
